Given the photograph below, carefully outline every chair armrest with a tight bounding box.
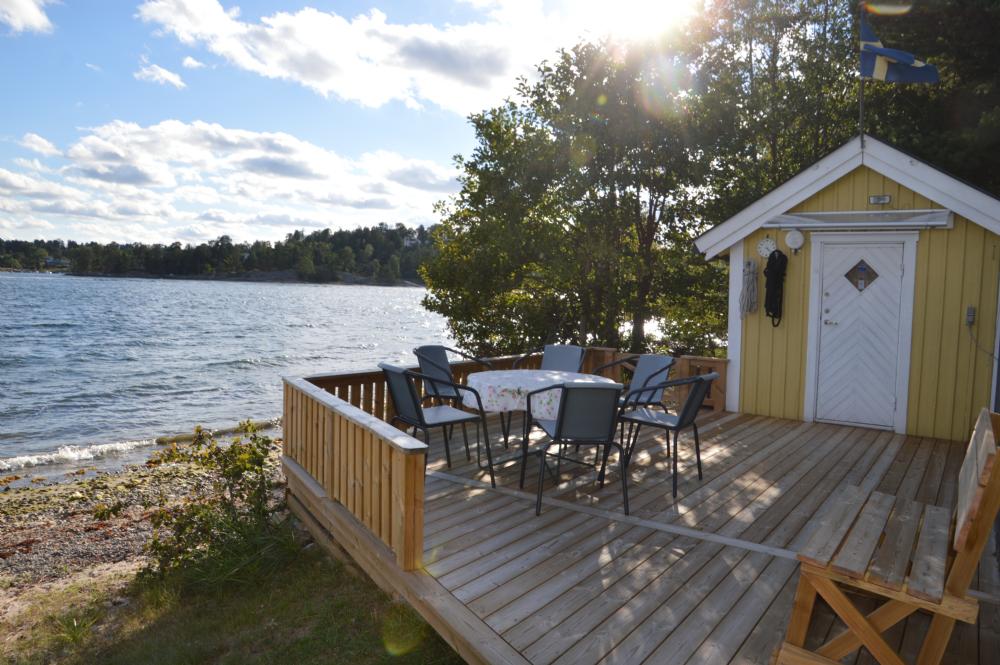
[621,376,700,404]
[592,355,639,376]
[406,370,487,414]
[443,346,494,369]
[624,361,675,404]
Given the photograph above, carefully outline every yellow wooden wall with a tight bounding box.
[739,165,1000,441]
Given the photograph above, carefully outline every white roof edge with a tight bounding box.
[695,134,1000,258]
[861,137,1000,237]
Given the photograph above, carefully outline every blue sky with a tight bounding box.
[0,0,696,244]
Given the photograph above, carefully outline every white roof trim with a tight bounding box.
[695,134,1000,258]
[767,209,951,229]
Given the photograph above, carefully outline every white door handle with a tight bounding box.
[824,319,838,326]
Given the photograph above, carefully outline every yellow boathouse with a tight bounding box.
[696,135,1000,441]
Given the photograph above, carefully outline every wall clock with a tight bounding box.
[757,236,777,258]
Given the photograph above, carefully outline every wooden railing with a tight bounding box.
[283,377,425,569]
[282,346,727,572]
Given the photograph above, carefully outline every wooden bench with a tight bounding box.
[776,408,1000,665]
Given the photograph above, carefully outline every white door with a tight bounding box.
[814,241,905,428]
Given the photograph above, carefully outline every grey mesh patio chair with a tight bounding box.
[413,345,492,405]
[378,363,496,487]
[617,372,719,498]
[591,353,675,460]
[518,381,626,515]
[512,344,585,372]
[592,353,675,407]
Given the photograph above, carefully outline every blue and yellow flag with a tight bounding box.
[860,12,939,83]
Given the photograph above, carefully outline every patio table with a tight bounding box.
[462,369,616,421]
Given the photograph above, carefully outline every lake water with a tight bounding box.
[0,273,450,475]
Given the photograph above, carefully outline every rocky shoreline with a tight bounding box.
[0,460,218,590]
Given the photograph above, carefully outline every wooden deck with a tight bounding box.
[288,412,1000,665]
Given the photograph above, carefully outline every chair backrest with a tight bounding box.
[954,408,999,552]
[553,382,623,442]
[378,363,424,427]
[540,344,585,372]
[625,354,675,406]
[414,345,459,399]
[945,408,1000,595]
[676,372,719,429]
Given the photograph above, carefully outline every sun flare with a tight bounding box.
[574,0,701,42]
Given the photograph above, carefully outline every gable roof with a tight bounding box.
[695,134,1000,259]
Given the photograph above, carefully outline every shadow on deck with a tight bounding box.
[286,410,1000,665]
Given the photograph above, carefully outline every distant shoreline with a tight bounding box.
[0,268,424,288]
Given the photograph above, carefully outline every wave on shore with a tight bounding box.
[0,439,157,472]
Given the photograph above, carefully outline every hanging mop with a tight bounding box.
[739,259,758,318]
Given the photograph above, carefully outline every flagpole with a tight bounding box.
[859,2,866,149]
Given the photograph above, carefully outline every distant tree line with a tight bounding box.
[0,224,436,283]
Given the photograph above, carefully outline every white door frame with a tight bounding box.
[803,231,918,433]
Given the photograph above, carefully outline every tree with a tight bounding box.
[423,41,720,355]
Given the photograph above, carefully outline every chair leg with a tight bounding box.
[598,443,613,487]
[499,411,510,448]
[422,429,431,471]
[916,614,956,665]
[461,423,471,461]
[619,449,629,515]
[785,573,818,648]
[535,446,549,516]
[693,423,702,480]
[672,429,679,498]
[441,425,453,468]
[479,417,496,488]
[519,430,531,489]
[626,424,642,466]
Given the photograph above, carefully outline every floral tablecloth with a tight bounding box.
[463,369,617,420]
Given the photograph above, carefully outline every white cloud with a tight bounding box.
[181,55,205,69]
[134,0,590,114]
[0,119,457,242]
[135,0,697,114]
[19,132,60,156]
[134,60,186,89]
[0,0,54,34]
[85,62,102,72]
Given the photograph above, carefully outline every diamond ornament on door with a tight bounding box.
[845,260,879,293]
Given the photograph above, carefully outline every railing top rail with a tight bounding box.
[283,376,427,454]
[297,352,530,384]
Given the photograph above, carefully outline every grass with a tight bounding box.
[3,549,463,665]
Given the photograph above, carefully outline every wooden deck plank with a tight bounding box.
[895,438,935,501]
[431,511,593,585]
[797,485,868,567]
[907,504,950,603]
[651,554,798,665]
[830,491,896,578]
[867,497,923,591]
[728,566,801,664]
[291,411,995,665]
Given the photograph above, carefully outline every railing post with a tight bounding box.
[391,448,425,570]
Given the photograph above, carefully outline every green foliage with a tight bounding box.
[0,223,436,284]
[140,422,296,591]
[48,612,99,646]
[422,42,724,355]
[424,2,1000,357]
[91,500,125,521]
